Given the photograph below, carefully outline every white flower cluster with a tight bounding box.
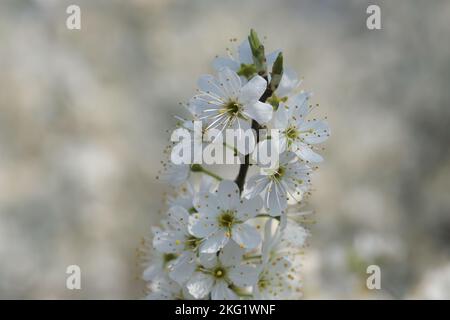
[142,30,330,300]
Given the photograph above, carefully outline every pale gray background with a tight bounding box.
[0,0,449,299]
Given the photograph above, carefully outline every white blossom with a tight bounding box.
[244,152,312,216]
[153,206,201,284]
[254,219,305,299]
[268,91,330,163]
[188,67,273,132]
[189,180,263,253]
[186,242,258,299]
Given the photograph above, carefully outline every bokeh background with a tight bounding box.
[1,0,449,299]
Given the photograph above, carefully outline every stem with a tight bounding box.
[234,79,273,194]
[223,142,238,155]
[191,164,223,181]
[244,254,262,261]
[200,167,223,181]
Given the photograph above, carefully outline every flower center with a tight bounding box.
[185,235,202,250]
[213,267,226,279]
[285,125,299,140]
[218,210,235,229]
[272,166,286,180]
[223,101,242,116]
[163,253,177,267]
[258,278,269,289]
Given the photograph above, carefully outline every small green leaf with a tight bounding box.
[248,29,267,76]
[237,63,257,79]
[269,52,283,91]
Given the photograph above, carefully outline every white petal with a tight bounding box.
[279,151,297,165]
[166,205,189,230]
[252,139,281,169]
[272,105,290,129]
[236,196,263,221]
[159,163,190,187]
[262,219,276,263]
[243,174,269,199]
[212,57,240,72]
[217,180,240,210]
[186,272,215,299]
[194,191,221,216]
[228,264,258,287]
[217,67,241,98]
[282,223,309,247]
[188,213,218,238]
[219,241,244,267]
[276,68,300,97]
[198,74,227,98]
[238,75,267,104]
[169,251,196,284]
[199,252,218,269]
[290,91,311,120]
[200,229,230,253]
[244,101,273,124]
[211,280,239,300]
[231,223,261,249]
[153,230,185,254]
[142,263,162,281]
[189,93,223,117]
[292,143,323,163]
[238,40,253,65]
[228,119,255,155]
[299,120,330,144]
[265,183,287,216]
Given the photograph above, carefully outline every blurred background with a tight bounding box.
[1,0,449,299]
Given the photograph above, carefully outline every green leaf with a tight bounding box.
[269,52,283,91]
[248,29,267,76]
[237,63,257,79]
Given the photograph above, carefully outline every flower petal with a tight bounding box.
[217,67,241,98]
[244,101,273,124]
[238,40,253,65]
[186,272,215,299]
[188,213,218,238]
[211,280,239,300]
[166,205,189,230]
[200,229,230,253]
[231,223,261,249]
[199,252,218,269]
[194,192,221,216]
[276,67,300,97]
[169,251,196,285]
[299,120,330,144]
[217,180,240,210]
[272,105,290,129]
[219,240,244,267]
[228,264,259,287]
[292,143,323,163]
[153,230,185,254]
[265,183,287,216]
[212,57,240,72]
[243,174,269,199]
[238,75,267,104]
[290,91,311,120]
[236,196,263,221]
[198,74,227,98]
